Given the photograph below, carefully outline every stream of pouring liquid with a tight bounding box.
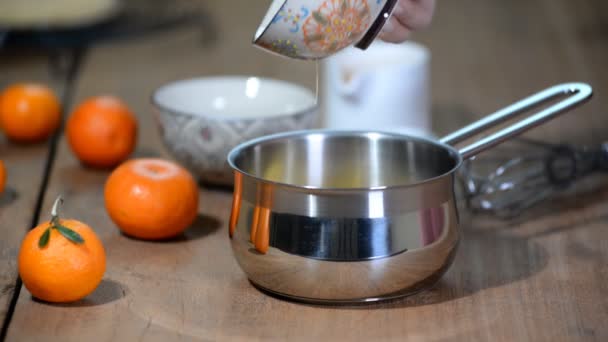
[315,60,319,105]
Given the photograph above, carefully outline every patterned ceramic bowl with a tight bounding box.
[152,76,318,185]
[253,0,398,60]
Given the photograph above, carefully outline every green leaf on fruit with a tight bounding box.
[38,228,51,248]
[55,224,84,244]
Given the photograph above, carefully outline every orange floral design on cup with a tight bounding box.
[303,0,371,54]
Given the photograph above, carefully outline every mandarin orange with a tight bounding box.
[18,197,106,303]
[104,158,199,240]
[66,95,137,168]
[0,83,61,143]
[0,160,6,194]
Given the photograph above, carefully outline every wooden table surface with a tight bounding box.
[1,1,607,341]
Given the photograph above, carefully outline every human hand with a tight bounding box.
[378,0,436,43]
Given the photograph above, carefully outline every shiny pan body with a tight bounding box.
[227,83,592,303]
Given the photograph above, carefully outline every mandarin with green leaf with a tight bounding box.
[18,196,106,303]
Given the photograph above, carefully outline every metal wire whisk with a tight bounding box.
[459,138,608,218]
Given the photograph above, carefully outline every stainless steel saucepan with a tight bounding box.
[226,83,593,304]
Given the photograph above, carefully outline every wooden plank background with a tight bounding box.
[1,0,607,341]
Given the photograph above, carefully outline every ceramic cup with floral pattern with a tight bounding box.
[152,76,318,185]
[254,0,398,60]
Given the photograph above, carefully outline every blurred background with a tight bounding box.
[1,0,607,213]
[1,0,605,144]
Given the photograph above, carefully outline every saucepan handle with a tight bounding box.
[439,83,593,159]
